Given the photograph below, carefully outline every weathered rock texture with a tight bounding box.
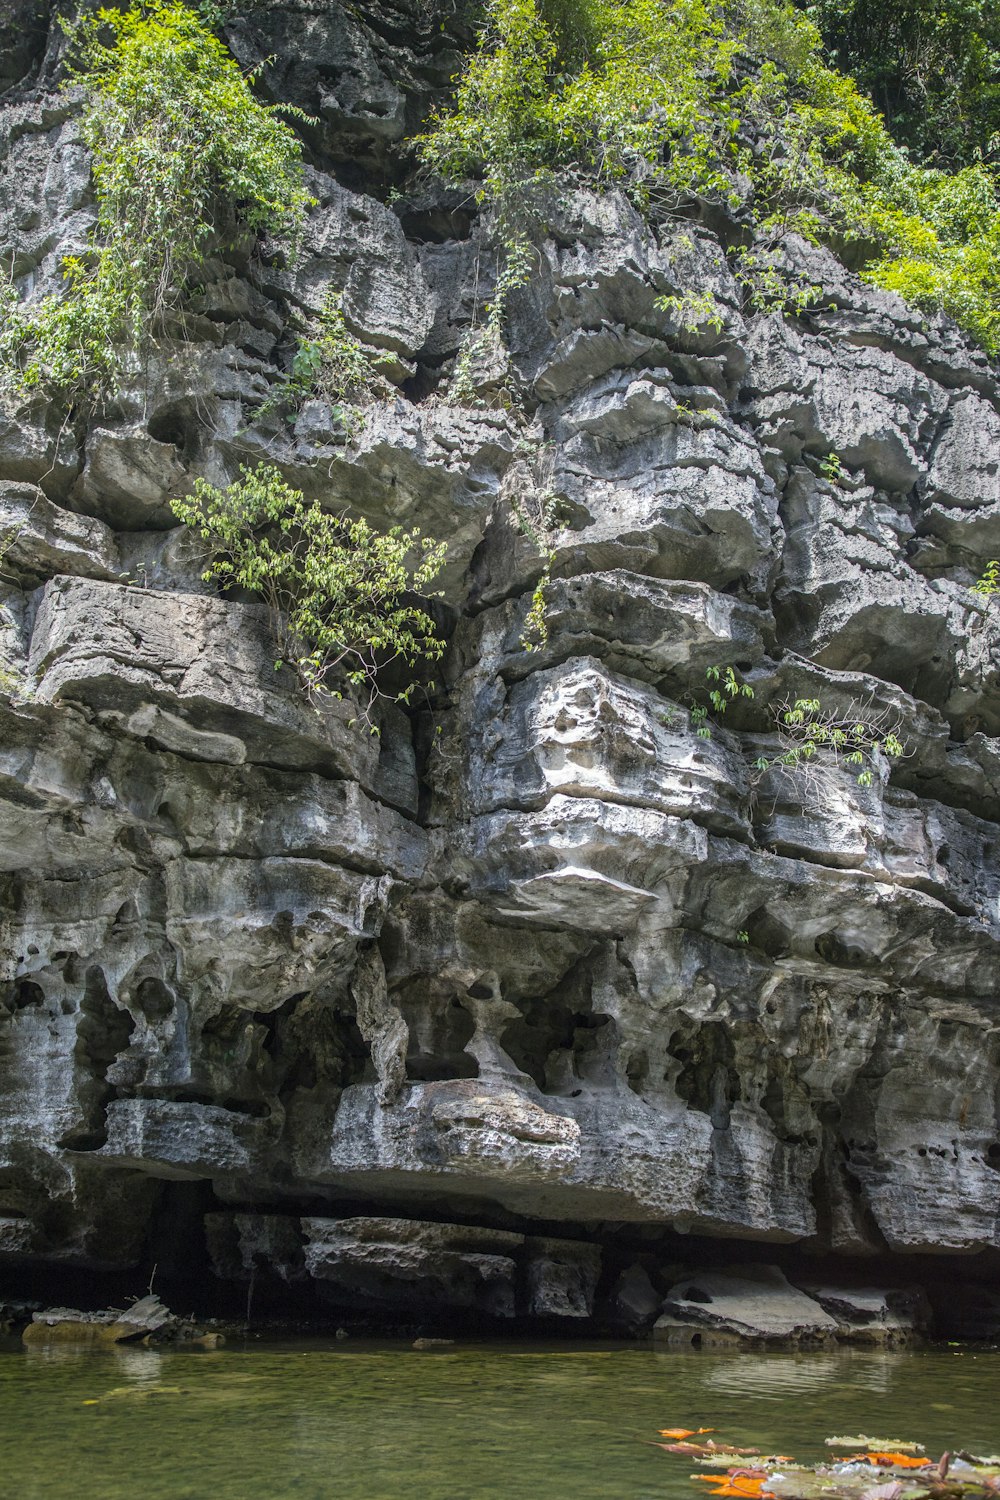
[2,0,1000,1339]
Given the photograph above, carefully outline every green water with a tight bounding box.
[1,1339,998,1500]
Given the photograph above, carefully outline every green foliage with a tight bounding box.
[193,0,270,22]
[820,451,844,483]
[733,249,825,317]
[0,1,311,404]
[754,696,906,787]
[690,665,755,740]
[685,672,906,792]
[972,558,1000,598]
[170,464,446,726]
[654,288,725,335]
[798,0,1000,169]
[521,565,553,651]
[856,162,1000,355]
[417,0,741,215]
[509,458,565,651]
[257,288,394,430]
[418,0,1000,355]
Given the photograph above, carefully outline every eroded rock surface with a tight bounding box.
[2,0,1000,1338]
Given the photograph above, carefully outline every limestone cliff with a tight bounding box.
[3,0,1000,1338]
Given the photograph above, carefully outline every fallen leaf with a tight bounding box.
[859,1454,933,1470]
[662,1428,718,1439]
[695,1469,769,1483]
[704,1476,773,1498]
[827,1439,925,1454]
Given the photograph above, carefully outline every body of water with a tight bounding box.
[1,1338,997,1499]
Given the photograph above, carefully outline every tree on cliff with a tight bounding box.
[798,0,1000,168]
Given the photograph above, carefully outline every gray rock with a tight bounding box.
[26,576,413,806]
[0,399,79,497]
[302,1216,522,1318]
[351,946,409,1106]
[926,393,1000,511]
[655,1265,838,1347]
[279,171,433,359]
[205,1213,306,1284]
[5,0,1000,1330]
[524,1236,602,1319]
[743,318,947,491]
[800,1284,930,1346]
[613,1264,663,1326]
[23,1293,179,1345]
[72,426,190,531]
[0,1,49,94]
[0,480,119,583]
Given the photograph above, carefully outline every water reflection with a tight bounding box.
[695,1351,895,1400]
[22,1342,166,1381]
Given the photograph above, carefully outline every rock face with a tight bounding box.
[2,0,1000,1339]
[653,1266,930,1348]
[655,1266,840,1348]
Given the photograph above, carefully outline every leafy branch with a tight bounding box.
[171,464,447,730]
[689,665,756,739]
[754,696,907,789]
[972,559,1000,600]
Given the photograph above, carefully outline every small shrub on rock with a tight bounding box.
[256,288,395,432]
[171,464,446,728]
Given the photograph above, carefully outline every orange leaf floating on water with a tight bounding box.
[856,1454,933,1469]
[691,1476,759,1483]
[692,1469,768,1485]
[661,1428,717,1439]
[703,1473,773,1498]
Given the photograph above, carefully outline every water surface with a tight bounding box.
[1,1338,998,1499]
